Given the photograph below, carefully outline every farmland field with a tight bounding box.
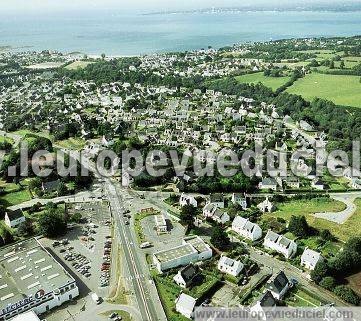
[235,72,290,90]
[65,61,94,70]
[287,73,361,108]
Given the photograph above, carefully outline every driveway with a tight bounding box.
[314,192,361,224]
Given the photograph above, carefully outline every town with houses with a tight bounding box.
[0,34,361,321]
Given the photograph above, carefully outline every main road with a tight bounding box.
[105,179,166,321]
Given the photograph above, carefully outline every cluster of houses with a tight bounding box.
[179,192,323,268]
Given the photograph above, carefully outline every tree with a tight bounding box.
[334,286,360,305]
[57,181,68,196]
[340,61,345,69]
[288,215,310,238]
[319,276,336,291]
[70,212,82,223]
[311,260,329,283]
[17,220,34,237]
[210,226,230,250]
[38,207,67,237]
[320,229,334,242]
[179,205,197,228]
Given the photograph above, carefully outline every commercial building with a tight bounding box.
[0,238,79,320]
[155,214,168,233]
[10,310,40,321]
[153,236,212,273]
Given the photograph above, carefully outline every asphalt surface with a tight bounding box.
[105,180,166,321]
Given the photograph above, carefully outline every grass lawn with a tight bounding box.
[153,275,189,321]
[263,197,361,242]
[285,286,324,307]
[12,129,53,140]
[0,189,32,206]
[65,61,94,70]
[55,137,86,150]
[0,136,14,145]
[286,73,361,108]
[235,72,290,90]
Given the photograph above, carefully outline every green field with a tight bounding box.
[287,73,361,107]
[262,197,361,242]
[236,72,290,90]
[65,61,94,70]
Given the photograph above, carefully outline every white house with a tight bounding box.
[259,178,278,191]
[263,230,297,259]
[212,209,230,224]
[4,210,25,228]
[265,271,290,300]
[301,248,324,271]
[175,293,197,319]
[231,193,248,210]
[203,203,217,218]
[311,178,324,190]
[257,197,275,213]
[179,193,198,207]
[217,256,244,277]
[251,291,277,320]
[208,194,225,208]
[173,264,199,288]
[231,216,262,241]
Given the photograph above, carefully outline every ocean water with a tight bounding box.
[0,10,361,55]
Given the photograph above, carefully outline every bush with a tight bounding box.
[334,285,360,305]
[319,276,336,291]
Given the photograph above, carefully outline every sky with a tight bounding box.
[2,0,359,14]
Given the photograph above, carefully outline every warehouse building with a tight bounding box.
[153,236,212,273]
[0,238,79,320]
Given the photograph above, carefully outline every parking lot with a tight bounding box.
[40,201,113,320]
[140,214,186,254]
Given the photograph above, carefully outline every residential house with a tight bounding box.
[351,178,361,190]
[301,248,323,271]
[311,178,324,190]
[231,216,262,241]
[179,193,198,207]
[265,271,290,300]
[230,193,247,210]
[4,209,25,228]
[212,208,230,224]
[263,231,297,259]
[251,291,277,320]
[175,293,197,319]
[209,194,225,208]
[259,178,278,191]
[42,179,60,193]
[257,197,275,213]
[217,256,244,277]
[173,264,199,288]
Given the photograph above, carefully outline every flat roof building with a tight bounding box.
[155,214,168,233]
[0,238,79,320]
[153,236,212,273]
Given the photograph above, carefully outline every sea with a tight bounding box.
[1,10,361,56]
